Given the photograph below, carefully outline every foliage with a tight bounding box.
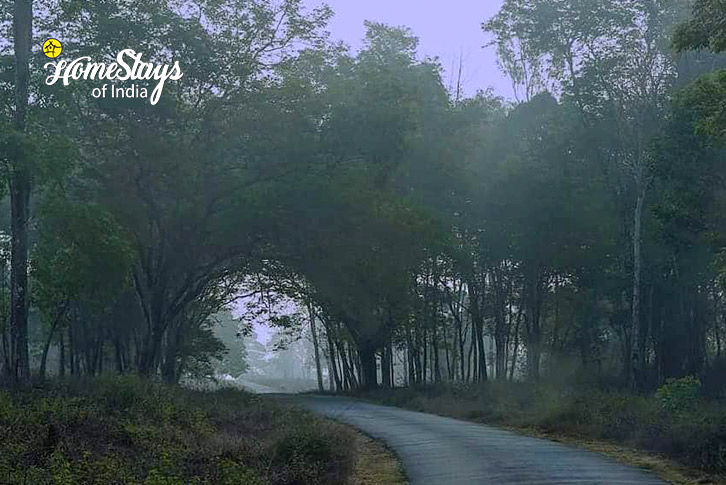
[656,376,702,413]
[211,311,249,378]
[674,0,726,53]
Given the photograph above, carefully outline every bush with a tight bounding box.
[656,375,702,413]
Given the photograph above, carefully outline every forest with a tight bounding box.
[1,0,726,407]
[4,0,726,482]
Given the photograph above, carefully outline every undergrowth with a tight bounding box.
[0,376,355,484]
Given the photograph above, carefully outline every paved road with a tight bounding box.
[294,395,666,485]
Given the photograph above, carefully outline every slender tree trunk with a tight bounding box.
[326,332,342,391]
[351,344,361,386]
[325,345,335,391]
[466,322,475,382]
[469,279,488,382]
[68,325,76,376]
[630,177,645,391]
[2,327,10,378]
[457,304,465,381]
[115,339,124,374]
[509,307,522,381]
[444,327,452,381]
[403,344,410,386]
[97,339,104,375]
[381,345,392,387]
[389,343,395,387]
[9,0,33,386]
[422,330,428,383]
[58,331,65,377]
[307,304,324,392]
[493,268,507,380]
[39,319,60,381]
[405,332,415,385]
[525,267,542,381]
[432,325,441,383]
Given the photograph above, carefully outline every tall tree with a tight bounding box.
[8,0,32,385]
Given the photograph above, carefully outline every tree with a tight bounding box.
[211,311,249,378]
[485,0,685,389]
[0,0,32,385]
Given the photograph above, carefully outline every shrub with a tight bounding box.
[656,375,702,413]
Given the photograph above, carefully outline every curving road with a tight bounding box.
[294,395,666,485]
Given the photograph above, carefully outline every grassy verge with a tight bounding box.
[356,382,726,485]
[0,376,356,484]
[349,431,408,484]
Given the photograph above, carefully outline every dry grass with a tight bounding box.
[349,431,408,485]
[506,426,725,485]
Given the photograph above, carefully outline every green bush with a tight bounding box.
[656,375,702,413]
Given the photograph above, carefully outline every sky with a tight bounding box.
[305,0,513,99]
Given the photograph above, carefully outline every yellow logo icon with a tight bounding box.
[42,39,62,58]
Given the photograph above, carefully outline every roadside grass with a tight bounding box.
[0,375,356,484]
[349,431,408,484]
[356,382,726,485]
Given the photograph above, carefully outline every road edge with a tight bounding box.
[345,393,723,485]
[349,427,409,484]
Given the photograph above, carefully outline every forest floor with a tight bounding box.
[0,376,394,484]
[352,382,726,485]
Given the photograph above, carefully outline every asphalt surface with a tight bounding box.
[293,395,666,485]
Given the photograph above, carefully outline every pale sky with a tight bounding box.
[306,0,513,99]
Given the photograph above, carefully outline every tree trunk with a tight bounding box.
[114,339,125,373]
[432,325,441,383]
[469,279,488,382]
[525,267,543,381]
[630,178,645,391]
[325,331,342,391]
[58,331,65,377]
[359,342,378,390]
[509,306,522,381]
[325,345,335,391]
[338,342,354,390]
[9,0,32,386]
[68,326,76,376]
[389,343,395,387]
[307,304,324,392]
[493,268,507,380]
[457,303,465,381]
[39,319,60,381]
[381,345,392,387]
